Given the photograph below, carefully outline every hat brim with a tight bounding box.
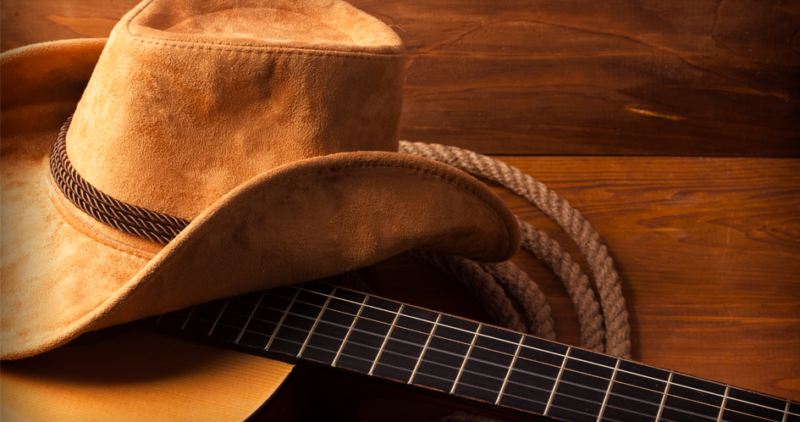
[1,39,520,360]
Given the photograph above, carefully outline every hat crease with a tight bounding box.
[1,0,522,360]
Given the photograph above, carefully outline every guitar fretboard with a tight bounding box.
[147,282,799,422]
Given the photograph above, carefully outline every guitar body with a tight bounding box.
[0,329,293,422]
[0,329,536,422]
[2,282,798,422]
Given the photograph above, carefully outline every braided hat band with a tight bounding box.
[50,116,630,358]
[50,116,189,245]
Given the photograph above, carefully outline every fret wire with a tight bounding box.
[430,371,498,395]
[257,293,526,380]
[429,373,643,422]
[289,286,514,347]
[264,286,301,351]
[655,372,674,422]
[660,381,786,418]
[782,400,790,422]
[450,324,482,395]
[290,285,789,416]
[270,291,775,419]
[507,382,660,422]
[332,295,368,367]
[495,335,525,406]
[408,313,442,385]
[368,304,404,376]
[286,287,656,388]
[328,347,553,409]
[164,305,781,422]
[228,295,782,422]
[500,389,645,422]
[156,307,707,422]
[544,346,572,417]
[254,316,560,404]
[234,292,265,344]
[287,286,584,368]
[237,301,638,418]
[180,305,197,331]
[267,291,630,396]
[270,298,777,422]
[208,297,230,336]
[597,358,621,422]
[598,400,673,422]
[312,322,779,422]
[297,288,335,357]
[285,287,608,368]
[716,385,730,422]
[222,286,791,419]
[273,291,511,363]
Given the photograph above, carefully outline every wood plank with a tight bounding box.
[1,0,797,417]
[2,0,797,156]
[365,156,800,402]
[376,0,800,156]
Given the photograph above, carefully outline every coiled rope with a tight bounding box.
[51,115,629,357]
[400,141,630,359]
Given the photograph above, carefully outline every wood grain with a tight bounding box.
[0,329,294,422]
[502,156,800,402]
[1,0,798,418]
[2,0,798,156]
[365,156,800,402]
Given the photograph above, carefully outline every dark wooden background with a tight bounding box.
[2,0,799,417]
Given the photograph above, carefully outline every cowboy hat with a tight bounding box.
[0,0,521,360]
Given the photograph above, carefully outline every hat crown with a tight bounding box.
[66,0,406,221]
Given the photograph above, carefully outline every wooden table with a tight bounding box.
[2,0,798,418]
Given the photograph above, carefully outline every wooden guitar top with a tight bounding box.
[0,329,293,422]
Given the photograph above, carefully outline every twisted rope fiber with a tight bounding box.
[414,225,604,350]
[51,116,189,245]
[49,114,627,356]
[411,223,603,351]
[517,217,605,352]
[478,260,556,341]
[400,141,630,359]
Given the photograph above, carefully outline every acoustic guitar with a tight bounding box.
[2,281,798,421]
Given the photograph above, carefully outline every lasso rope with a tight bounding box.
[400,141,630,359]
[51,115,629,358]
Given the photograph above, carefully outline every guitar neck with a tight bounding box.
[146,281,799,422]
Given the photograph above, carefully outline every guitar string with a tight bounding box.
[164,290,788,422]
[197,282,794,422]
[262,325,658,422]
[283,285,796,418]
[233,294,781,422]
[167,306,677,422]
[258,318,706,422]
[287,328,657,422]
[171,304,742,422]
[216,287,791,422]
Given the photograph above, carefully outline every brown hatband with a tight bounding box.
[50,115,189,245]
[47,117,630,358]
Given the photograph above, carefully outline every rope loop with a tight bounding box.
[49,115,629,358]
[401,141,630,359]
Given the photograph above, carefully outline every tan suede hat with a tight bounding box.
[0,0,521,360]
